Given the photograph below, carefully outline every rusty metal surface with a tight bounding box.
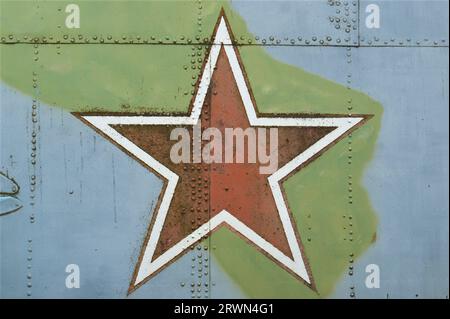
[0,0,448,299]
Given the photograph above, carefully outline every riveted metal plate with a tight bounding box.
[230,0,360,46]
[0,0,448,300]
[358,0,449,47]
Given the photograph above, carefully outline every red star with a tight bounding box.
[75,12,370,294]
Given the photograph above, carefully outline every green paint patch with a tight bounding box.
[0,0,382,298]
[1,44,201,112]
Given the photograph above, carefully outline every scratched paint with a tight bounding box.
[0,0,448,299]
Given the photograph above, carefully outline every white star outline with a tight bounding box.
[80,15,365,292]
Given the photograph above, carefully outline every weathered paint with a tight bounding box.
[0,0,447,299]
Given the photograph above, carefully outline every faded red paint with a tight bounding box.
[112,48,333,261]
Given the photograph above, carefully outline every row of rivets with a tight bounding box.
[2,37,447,47]
[187,244,210,299]
[27,43,40,297]
[346,46,356,299]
